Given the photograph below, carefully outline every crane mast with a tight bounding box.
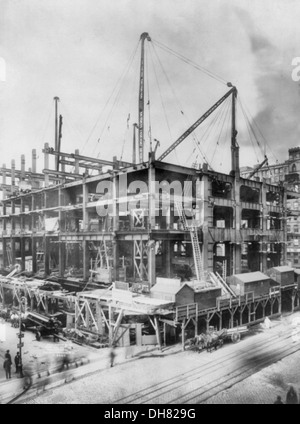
[231,86,239,176]
[138,32,151,163]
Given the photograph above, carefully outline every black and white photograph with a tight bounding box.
[0,0,300,408]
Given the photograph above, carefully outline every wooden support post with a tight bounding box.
[219,310,222,331]
[206,314,210,332]
[154,316,162,351]
[229,311,234,328]
[30,294,34,311]
[163,322,167,347]
[270,298,274,316]
[291,293,295,313]
[108,305,113,346]
[181,319,186,351]
[262,300,266,318]
[193,317,198,337]
[2,287,5,309]
[44,296,48,314]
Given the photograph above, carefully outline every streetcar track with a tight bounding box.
[131,335,296,404]
[115,329,293,404]
[181,344,300,404]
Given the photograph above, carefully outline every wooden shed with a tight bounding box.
[293,269,300,289]
[266,266,295,287]
[227,271,273,297]
[150,277,195,305]
[194,287,222,311]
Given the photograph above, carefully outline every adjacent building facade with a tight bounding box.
[241,147,300,269]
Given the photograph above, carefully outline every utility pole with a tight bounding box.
[17,297,26,377]
[54,96,60,171]
[138,33,151,163]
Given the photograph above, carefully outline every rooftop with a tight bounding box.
[233,271,270,283]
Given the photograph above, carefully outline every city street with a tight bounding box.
[4,311,299,404]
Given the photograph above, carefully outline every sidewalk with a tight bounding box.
[0,318,180,403]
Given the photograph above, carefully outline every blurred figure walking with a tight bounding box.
[3,357,11,379]
[110,345,116,368]
[14,352,21,375]
[286,386,298,404]
[274,395,284,404]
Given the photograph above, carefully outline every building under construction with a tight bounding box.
[0,33,299,349]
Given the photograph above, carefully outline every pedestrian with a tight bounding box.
[274,395,284,404]
[3,357,11,379]
[110,345,116,368]
[286,386,298,405]
[14,352,21,374]
[5,350,12,364]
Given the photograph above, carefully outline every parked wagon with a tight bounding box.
[222,326,249,343]
[185,325,249,353]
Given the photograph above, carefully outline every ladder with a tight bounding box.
[94,234,109,270]
[175,201,205,282]
[209,271,237,298]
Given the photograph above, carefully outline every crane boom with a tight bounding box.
[248,155,268,179]
[157,87,235,162]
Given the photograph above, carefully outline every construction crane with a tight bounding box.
[138,32,151,164]
[247,155,268,179]
[157,84,236,162]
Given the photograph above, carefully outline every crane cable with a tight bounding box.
[152,39,228,86]
[80,40,140,156]
[182,101,231,197]
[148,43,180,165]
[201,98,230,162]
[37,99,54,146]
[210,98,232,165]
[150,42,215,167]
[238,96,279,163]
[217,100,232,169]
[237,99,261,165]
[120,51,141,162]
[151,42,213,166]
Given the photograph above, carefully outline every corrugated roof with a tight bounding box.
[234,271,269,283]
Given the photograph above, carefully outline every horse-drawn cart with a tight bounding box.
[185,325,249,353]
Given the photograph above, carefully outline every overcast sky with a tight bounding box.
[1,0,300,175]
